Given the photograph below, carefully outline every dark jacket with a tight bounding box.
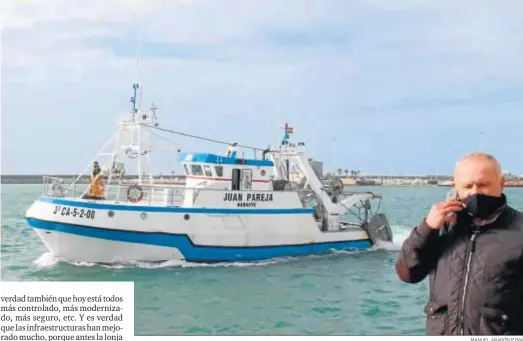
[395,203,523,335]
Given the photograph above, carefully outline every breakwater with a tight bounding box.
[1,174,452,186]
[2,174,522,187]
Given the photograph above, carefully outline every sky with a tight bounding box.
[1,0,522,176]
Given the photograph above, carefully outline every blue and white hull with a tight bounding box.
[25,197,372,263]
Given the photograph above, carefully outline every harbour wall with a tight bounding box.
[2,174,522,187]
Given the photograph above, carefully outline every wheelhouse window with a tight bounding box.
[231,168,241,190]
[215,166,224,177]
[183,164,191,175]
[203,165,213,177]
[190,164,204,176]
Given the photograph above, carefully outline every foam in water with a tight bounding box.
[33,252,294,269]
[33,252,59,268]
[369,225,411,252]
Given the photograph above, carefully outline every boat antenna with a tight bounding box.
[281,122,293,146]
[151,102,158,120]
[130,58,141,119]
[131,83,139,114]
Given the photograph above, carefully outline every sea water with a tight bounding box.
[2,184,522,335]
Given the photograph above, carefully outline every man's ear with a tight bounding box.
[500,175,505,190]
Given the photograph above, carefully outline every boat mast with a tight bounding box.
[130,82,142,185]
[127,60,156,187]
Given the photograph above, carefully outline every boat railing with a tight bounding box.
[42,176,77,198]
[101,183,187,206]
[41,176,383,214]
[41,176,326,208]
[98,184,317,207]
[41,176,186,206]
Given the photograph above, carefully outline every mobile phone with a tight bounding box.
[445,188,461,225]
[445,188,459,201]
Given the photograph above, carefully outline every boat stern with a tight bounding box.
[365,213,394,245]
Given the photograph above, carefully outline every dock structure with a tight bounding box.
[0,173,455,186]
[2,173,522,187]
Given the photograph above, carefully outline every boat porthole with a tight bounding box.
[108,211,115,218]
[184,214,190,221]
[261,170,266,176]
[140,212,147,220]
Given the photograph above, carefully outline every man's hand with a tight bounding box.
[425,199,465,230]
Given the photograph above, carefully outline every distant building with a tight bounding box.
[309,159,323,178]
[502,171,521,180]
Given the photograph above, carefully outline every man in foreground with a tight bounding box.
[395,152,523,335]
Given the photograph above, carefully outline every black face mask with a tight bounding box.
[460,193,506,220]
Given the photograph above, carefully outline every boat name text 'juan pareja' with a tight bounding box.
[223,192,273,207]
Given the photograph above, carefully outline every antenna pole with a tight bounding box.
[131,83,139,121]
[130,58,141,119]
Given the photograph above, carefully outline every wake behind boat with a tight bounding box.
[24,83,394,264]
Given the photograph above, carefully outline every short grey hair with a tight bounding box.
[454,152,502,175]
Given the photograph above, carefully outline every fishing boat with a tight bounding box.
[24,83,394,264]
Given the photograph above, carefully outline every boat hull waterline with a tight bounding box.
[26,197,373,263]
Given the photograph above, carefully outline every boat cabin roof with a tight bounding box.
[179,152,274,167]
